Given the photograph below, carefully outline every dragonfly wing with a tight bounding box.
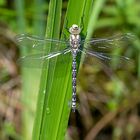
[16,34,69,52]
[82,33,135,51]
[18,48,71,68]
[79,48,130,68]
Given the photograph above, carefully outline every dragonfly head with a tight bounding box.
[69,24,81,35]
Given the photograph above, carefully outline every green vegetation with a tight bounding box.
[0,0,139,140]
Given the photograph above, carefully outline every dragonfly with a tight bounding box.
[16,24,133,112]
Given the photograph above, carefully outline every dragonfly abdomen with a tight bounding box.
[72,56,77,112]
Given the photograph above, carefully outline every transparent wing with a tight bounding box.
[17,47,71,68]
[16,34,69,52]
[79,48,131,68]
[82,33,135,51]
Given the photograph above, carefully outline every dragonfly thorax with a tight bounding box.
[70,34,81,50]
[69,24,81,50]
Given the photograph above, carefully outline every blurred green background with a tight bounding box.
[0,0,140,140]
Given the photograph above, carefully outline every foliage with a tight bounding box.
[0,0,139,140]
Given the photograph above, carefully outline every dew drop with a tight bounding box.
[46,107,50,114]
[43,90,46,94]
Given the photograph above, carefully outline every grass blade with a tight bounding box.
[32,0,62,139]
[32,0,93,139]
[87,0,106,38]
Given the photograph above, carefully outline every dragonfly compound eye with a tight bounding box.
[69,24,81,34]
[72,24,78,29]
